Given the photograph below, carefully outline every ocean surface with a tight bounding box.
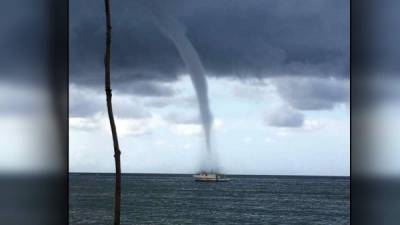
[69,173,349,225]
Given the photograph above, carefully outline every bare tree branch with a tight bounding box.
[104,0,121,224]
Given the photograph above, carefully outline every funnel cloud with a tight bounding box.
[149,6,216,172]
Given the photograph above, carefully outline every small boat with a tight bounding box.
[193,172,230,182]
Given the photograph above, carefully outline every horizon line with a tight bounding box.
[69,172,349,177]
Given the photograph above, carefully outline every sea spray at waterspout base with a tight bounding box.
[149,8,217,172]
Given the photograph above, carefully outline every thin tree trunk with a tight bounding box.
[104,0,121,225]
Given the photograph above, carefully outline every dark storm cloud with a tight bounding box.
[69,84,151,118]
[275,77,349,110]
[266,105,304,127]
[113,81,176,97]
[70,0,349,90]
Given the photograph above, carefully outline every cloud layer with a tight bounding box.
[70,0,349,90]
[266,105,304,127]
[274,77,349,110]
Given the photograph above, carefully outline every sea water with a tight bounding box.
[69,173,349,225]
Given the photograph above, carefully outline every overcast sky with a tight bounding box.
[69,0,349,176]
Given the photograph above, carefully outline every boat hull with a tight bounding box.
[193,173,230,182]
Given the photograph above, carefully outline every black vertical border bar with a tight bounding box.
[349,0,352,223]
[48,0,69,224]
[351,0,376,224]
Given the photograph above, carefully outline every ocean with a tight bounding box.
[69,173,349,225]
